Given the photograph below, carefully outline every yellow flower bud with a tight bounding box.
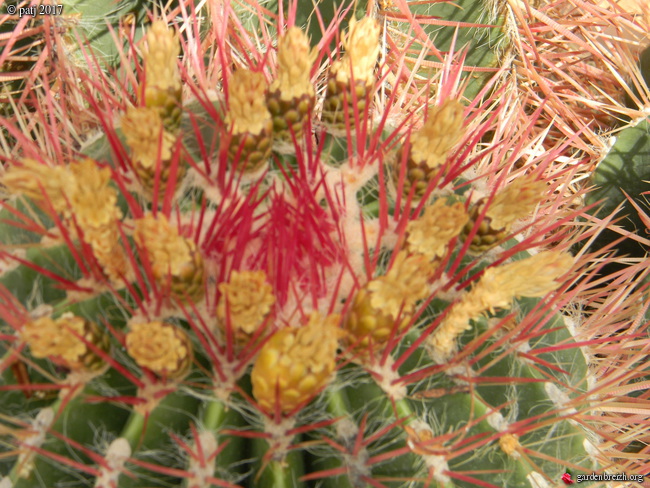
[122,106,175,171]
[499,434,521,458]
[405,200,469,261]
[142,20,182,132]
[23,313,108,371]
[217,270,275,337]
[479,251,574,306]
[271,27,315,101]
[463,175,548,253]
[251,313,339,414]
[393,100,465,199]
[134,214,204,302]
[345,251,432,349]
[367,251,432,319]
[126,321,192,378]
[429,251,573,360]
[331,17,380,85]
[225,69,274,171]
[2,159,69,212]
[143,20,181,94]
[121,106,183,198]
[267,28,316,141]
[322,17,380,128]
[226,69,272,136]
[482,175,548,232]
[68,159,121,229]
[409,100,465,170]
[4,158,126,282]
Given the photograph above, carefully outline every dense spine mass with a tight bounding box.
[0,1,649,487]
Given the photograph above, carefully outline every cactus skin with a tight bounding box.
[0,4,645,488]
[378,0,508,99]
[290,0,506,100]
[584,116,650,271]
[54,0,153,66]
[0,0,152,84]
[0,0,155,151]
[588,47,650,266]
[624,44,650,111]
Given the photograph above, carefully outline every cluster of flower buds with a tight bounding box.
[122,20,183,199]
[461,175,547,252]
[3,158,128,283]
[126,320,193,379]
[322,17,381,128]
[227,17,381,173]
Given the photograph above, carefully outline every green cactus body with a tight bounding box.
[0,4,643,488]
[378,0,508,99]
[53,0,151,67]
[289,0,507,100]
[585,116,650,265]
[0,0,151,90]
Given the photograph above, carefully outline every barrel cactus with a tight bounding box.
[584,116,650,275]
[0,2,648,488]
[1,1,152,97]
[583,42,650,278]
[0,0,156,153]
[379,0,508,101]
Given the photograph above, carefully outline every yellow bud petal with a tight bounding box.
[217,270,275,336]
[332,17,380,84]
[484,175,548,231]
[226,70,272,136]
[410,100,465,169]
[406,200,469,261]
[126,321,191,378]
[143,20,181,94]
[251,313,339,414]
[271,27,315,100]
[23,313,106,371]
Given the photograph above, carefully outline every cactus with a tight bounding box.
[584,116,650,270]
[1,3,46,102]
[288,0,507,102]
[0,0,155,154]
[579,37,650,283]
[1,2,649,488]
[0,0,152,92]
[378,0,508,100]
